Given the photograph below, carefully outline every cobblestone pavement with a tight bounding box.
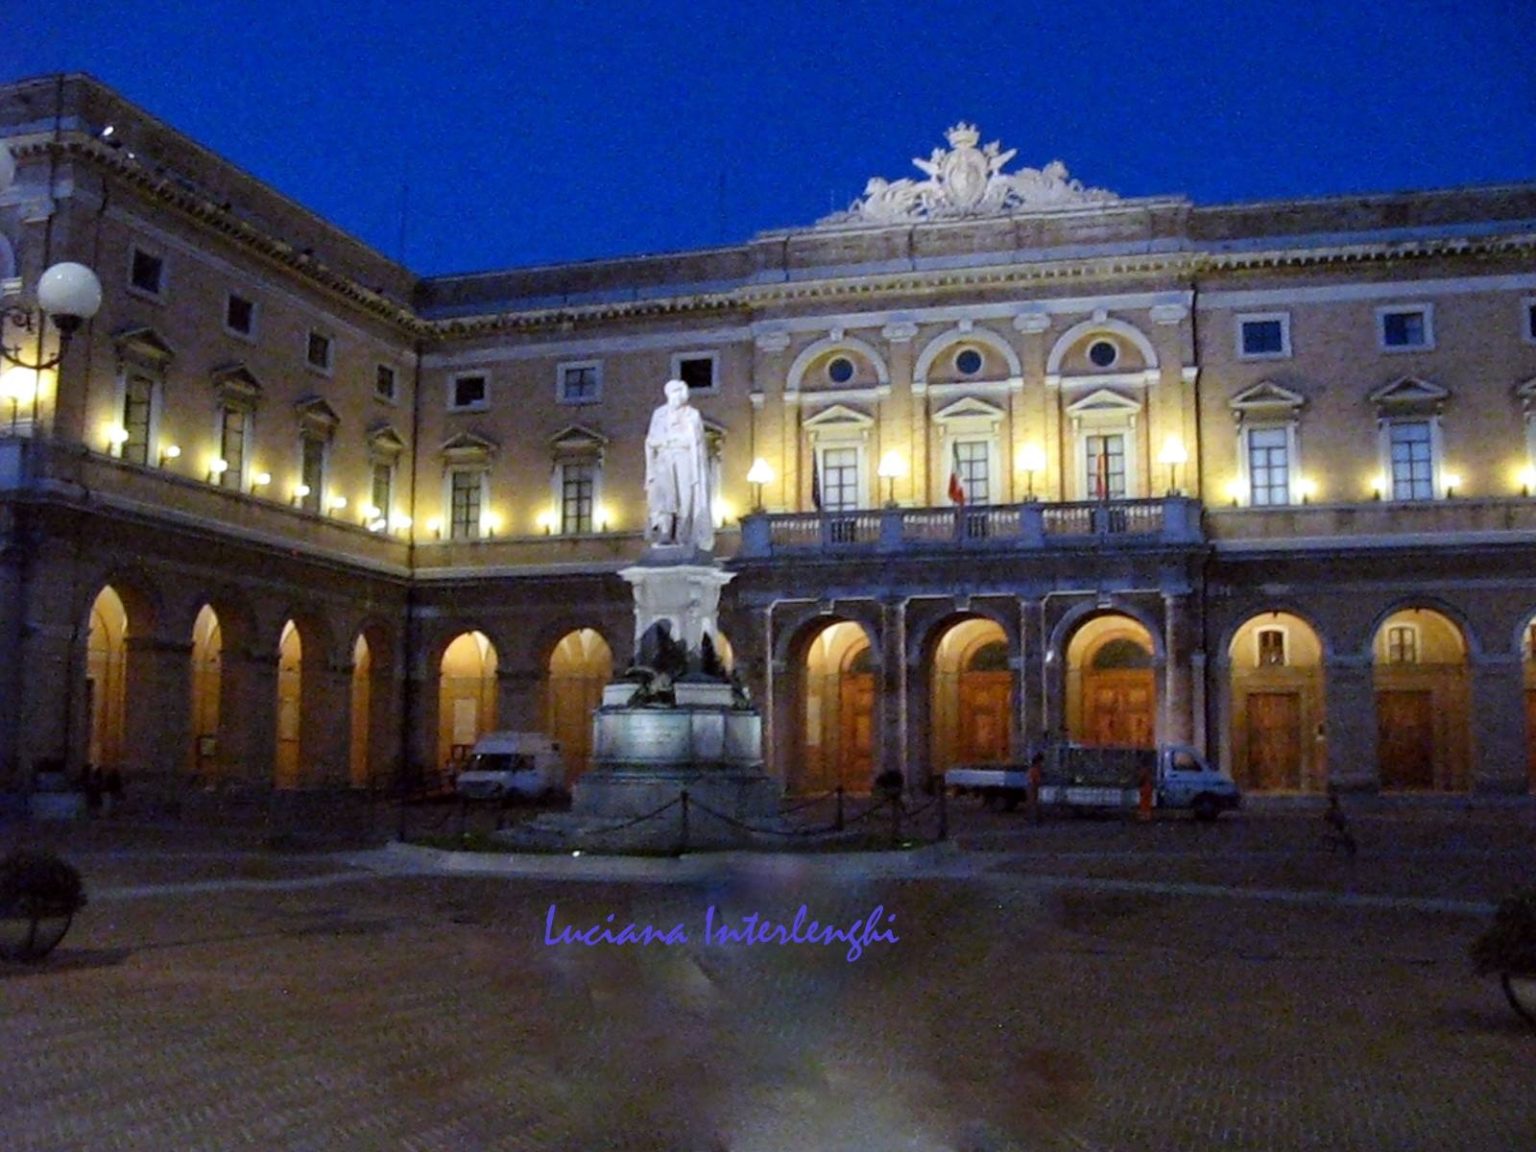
[1,807,1533,1151]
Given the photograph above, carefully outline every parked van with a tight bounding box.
[453,732,566,801]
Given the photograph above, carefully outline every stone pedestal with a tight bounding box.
[544,547,782,850]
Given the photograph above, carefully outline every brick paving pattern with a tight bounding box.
[0,806,1532,1150]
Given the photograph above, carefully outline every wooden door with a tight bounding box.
[1083,671,1155,747]
[838,673,875,790]
[1377,690,1434,789]
[1246,692,1302,790]
[1526,690,1536,791]
[959,671,1012,763]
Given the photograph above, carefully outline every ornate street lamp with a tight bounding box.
[877,451,906,508]
[0,144,104,374]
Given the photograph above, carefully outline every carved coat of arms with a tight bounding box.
[819,123,1118,227]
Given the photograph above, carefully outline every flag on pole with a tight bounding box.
[948,442,966,507]
[811,454,822,511]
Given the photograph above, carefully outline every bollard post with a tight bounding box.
[679,790,690,855]
[458,795,468,840]
[835,785,845,832]
[938,779,948,841]
[890,790,902,847]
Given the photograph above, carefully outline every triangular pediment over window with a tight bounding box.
[933,396,1006,423]
[294,395,341,439]
[441,431,498,466]
[1065,388,1140,417]
[1229,380,1305,420]
[550,424,607,463]
[114,326,175,368]
[367,424,406,461]
[802,403,875,432]
[210,362,262,407]
[1369,376,1448,414]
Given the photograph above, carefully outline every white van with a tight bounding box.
[453,732,566,801]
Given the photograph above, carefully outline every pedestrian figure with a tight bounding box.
[1137,763,1154,822]
[83,767,103,815]
[103,767,123,817]
[1323,787,1357,857]
[1027,751,1044,825]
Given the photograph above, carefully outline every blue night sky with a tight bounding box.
[4,1,1532,276]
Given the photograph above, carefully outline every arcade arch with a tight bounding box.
[928,616,1013,775]
[189,605,222,781]
[275,621,303,788]
[1064,615,1156,747]
[793,619,876,794]
[1372,608,1470,791]
[1226,612,1326,792]
[86,586,129,772]
[546,628,613,781]
[438,630,498,772]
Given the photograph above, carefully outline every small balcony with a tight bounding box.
[736,497,1203,561]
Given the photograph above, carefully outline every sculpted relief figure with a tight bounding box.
[645,379,714,551]
[818,123,1118,226]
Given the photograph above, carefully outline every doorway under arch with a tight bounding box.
[439,630,498,773]
[1065,616,1157,747]
[275,621,303,788]
[86,586,129,772]
[1227,612,1326,792]
[1372,608,1470,791]
[794,619,876,794]
[546,628,613,781]
[349,634,372,788]
[189,605,222,782]
[929,616,1013,776]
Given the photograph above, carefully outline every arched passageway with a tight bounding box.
[1228,612,1326,792]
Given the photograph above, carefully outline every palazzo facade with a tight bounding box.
[4,75,1536,800]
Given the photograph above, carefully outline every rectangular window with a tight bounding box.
[1247,427,1291,506]
[1387,625,1418,665]
[450,374,488,410]
[561,463,595,533]
[225,293,255,337]
[122,375,153,466]
[218,408,247,490]
[675,354,716,392]
[954,440,991,505]
[820,446,859,513]
[1257,629,1287,668]
[306,331,333,373]
[129,248,164,297]
[1388,420,1434,501]
[375,365,397,402]
[1086,434,1126,500]
[559,362,601,403]
[371,463,394,526]
[1238,315,1290,359]
[300,436,325,513]
[449,470,483,540]
[1379,306,1432,350]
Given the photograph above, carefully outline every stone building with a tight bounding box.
[3,74,1535,800]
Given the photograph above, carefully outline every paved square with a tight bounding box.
[1,807,1533,1150]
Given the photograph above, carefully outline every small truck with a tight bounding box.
[945,743,1242,821]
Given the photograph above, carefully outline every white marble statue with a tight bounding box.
[644,379,714,551]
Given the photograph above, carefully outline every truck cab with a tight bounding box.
[1155,745,1242,820]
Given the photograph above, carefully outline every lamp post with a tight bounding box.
[0,144,104,399]
[1158,436,1188,495]
[746,457,773,512]
[877,451,906,508]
